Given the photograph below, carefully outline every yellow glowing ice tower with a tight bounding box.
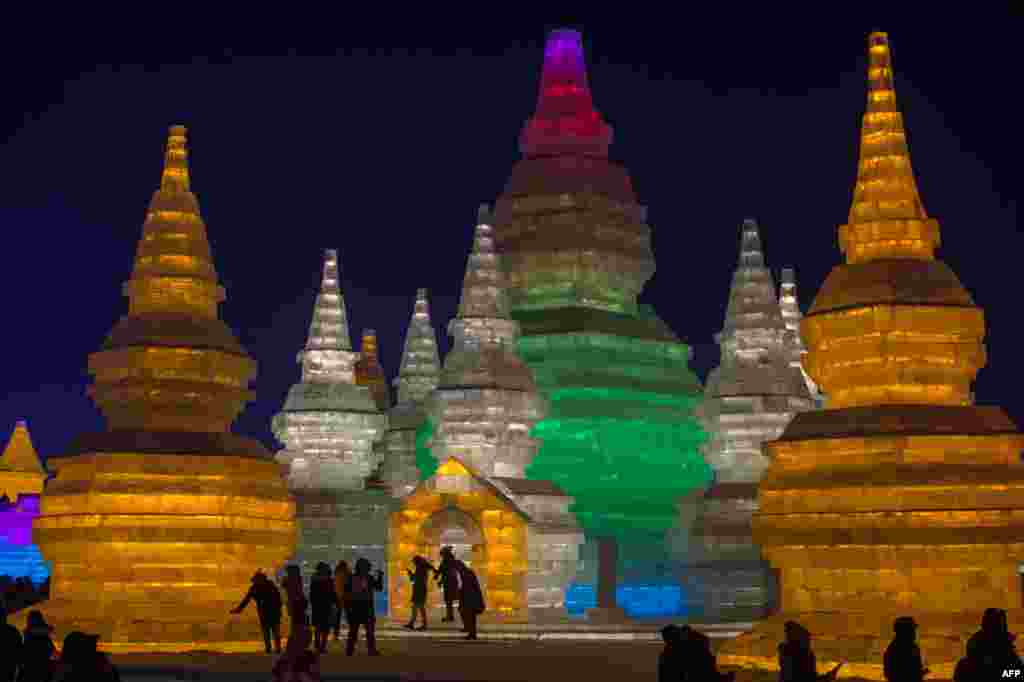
[718,33,1024,677]
[32,126,297,652]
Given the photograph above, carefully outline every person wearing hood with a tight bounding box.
[883,616,928,682]
[0,605,22,682]
[19,610,56,682]
[309,562,340,654]
[454,560,484,640]
[435,547,460,623]
[777,621,842,682]
[332,560,350,641]
[343,558,383,656]
[231,570,284,654]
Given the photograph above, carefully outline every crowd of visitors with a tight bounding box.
[0,576,48,615]
[0,606,119,682]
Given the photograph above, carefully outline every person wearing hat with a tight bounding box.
[777,620,842,682]
[231,570,284,654]
[309,562,340,654]
[435,547,460,623]
[19,610,56,682]
[883,616,928,682]
[0,604,23,682]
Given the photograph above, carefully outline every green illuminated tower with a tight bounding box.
[491,29,709,618]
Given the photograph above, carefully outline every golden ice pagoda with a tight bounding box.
[31,126,296,652]
[718,33,1024,677]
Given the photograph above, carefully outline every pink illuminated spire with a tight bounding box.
[519,29,612,158]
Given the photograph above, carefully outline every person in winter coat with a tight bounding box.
[19,610,56,682]
[405,556,437,631]
[0,605,23,682]
[435,547,460,623]
[282,565,308,628]
[231,571,284,654]
[658,624,685,682]
[454,560,484,640]
[51,631,119,682]
[309,563,341,654]
[883,616,928,682]
[955,608,1024,681]
[332,561,350,641]
[271,618,320,682]
[777,621,842,682]
[686,626,735,681]
[344,558,383,656]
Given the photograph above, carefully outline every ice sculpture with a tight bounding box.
[32,126,296,652]
[492,29,709,618]
[380,289,441,499]
[718,33,1024,678]
[391,207,583,622]
[778,268,822,406]
[355,329,391,412]
[675,220,813,621]
[0,421,50,584]
[272,251,393,598]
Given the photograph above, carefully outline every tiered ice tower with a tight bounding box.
[678,220,813,621]
[778,268,822,406]
[32,126,296,652]
[392,207,583,622]
[719,33,1024,677]
[380,289,440,499]
[0,421,50,584]
[492,29,708,618]
[273,251,392,594]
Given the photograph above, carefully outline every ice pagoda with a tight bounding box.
[380,288,441,499]
[491,29,709,618]
[676,220,813,621]
[32,126,296,652]
[272,250,394,597]
[0,421,50,584]
[390,207,584,623]
[778,268,822,406]
[719,33,1024,676]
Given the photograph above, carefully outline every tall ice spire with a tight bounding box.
[840,31,937,263]
[450,205,517,348]
[394,288,441,406]
[519,29,612,158]
[720,219,785,341]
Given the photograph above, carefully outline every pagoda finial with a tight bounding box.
[0,420,46,478]
[740,218,765,268]
[304,248,352,353]
[457,207,508,321]
[161,125,190,193]
[519,28,612,158]
[840,31,938,264]
[395,287,440,405]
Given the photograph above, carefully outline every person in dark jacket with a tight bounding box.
[435,547,460,623]
[51,631,119,682]
[883,616,928,682]
[455,560,484,640]
[309,563,341,654]
[405,556,437,631]
[0,605,22,682]
[19,610,56,682]
[658,624,684,682]
[686,626,735,681]
[777,621,842,682]
[344,558,383,656]
[231,571,284,654]
[956,608,1023,680]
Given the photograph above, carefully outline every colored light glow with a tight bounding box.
[564,583,691,618]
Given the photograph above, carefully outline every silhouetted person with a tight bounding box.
[271,619,320,682]
[332,560,350,641]
[455,560,484,640]
[344,558,383,656]
[19,610,56,682]
[955,608,1023,680]
[436,546,460,623]
[883,616,928,682]
[658,625,685,682]
[405,556,437,631]
[778,621,842,682]
[686,626,734,681]
[52,631,119,682]
[309,563,340,654]
[0,605,22,682]
[231,571,283,654]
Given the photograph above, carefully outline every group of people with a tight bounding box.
[404,546,485,640]
[0,576,48,616]
[657,607,1022,681]
[0,606,119,682]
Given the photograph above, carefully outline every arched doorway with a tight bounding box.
[420,505,486,571]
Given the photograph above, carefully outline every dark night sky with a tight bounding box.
[0,17,1019,464]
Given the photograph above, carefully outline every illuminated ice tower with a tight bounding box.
[719,33,1024,677]
[380,289,440,499]
[778,268,822,406]
[678,220,813,621]
[0,421,50,584]
[32,126,296,652]
[391,207,583,623]
[492,29,709,618]
[273,251,392,593]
